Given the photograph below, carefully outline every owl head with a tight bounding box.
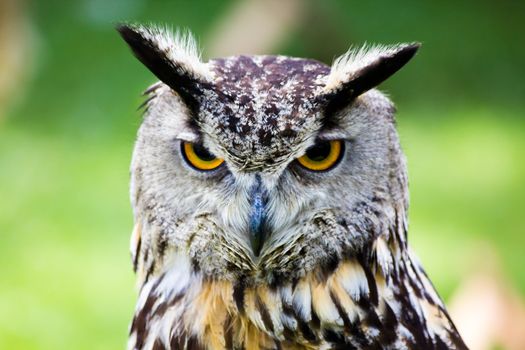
[118,25,419,287]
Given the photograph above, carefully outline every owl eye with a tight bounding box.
[181,142,224,171]
[297,140,344,171]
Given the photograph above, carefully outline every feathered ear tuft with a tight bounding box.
[117,24,212,110]
[320,43,420,113]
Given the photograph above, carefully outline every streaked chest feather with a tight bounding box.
[128,246,465,350]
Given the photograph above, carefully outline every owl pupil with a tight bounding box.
[193,144,216,161]
[306,141,331,161]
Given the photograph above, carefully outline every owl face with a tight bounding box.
[120,25,418,285]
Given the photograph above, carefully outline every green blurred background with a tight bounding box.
[0,0,523,349]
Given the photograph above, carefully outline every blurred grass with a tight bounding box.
[0,128,135,349]
[399,108,525,297]
[1,0,524,349]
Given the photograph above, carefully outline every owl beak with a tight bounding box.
[248,175,269,257]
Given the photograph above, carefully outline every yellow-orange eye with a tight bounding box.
[182,142,224,171]
[297,140,344,171]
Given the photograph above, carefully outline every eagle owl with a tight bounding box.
[118,24,468,350]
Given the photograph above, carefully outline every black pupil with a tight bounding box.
[305,141,331,161]
[193,143,216,161]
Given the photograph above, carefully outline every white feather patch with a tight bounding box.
[156,252,194,300]
[374,236,394,277]
[292,279,312,321]
[337,260,369,301]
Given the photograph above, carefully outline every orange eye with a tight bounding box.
[182,142,224,171]
[297,140,344,171]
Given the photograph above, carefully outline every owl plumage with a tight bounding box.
[118,24,468,350]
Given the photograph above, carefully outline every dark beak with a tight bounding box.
[248,175,269,257]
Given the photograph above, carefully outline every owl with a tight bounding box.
[117,24,468,350]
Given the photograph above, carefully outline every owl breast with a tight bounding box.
[129,237,465,350]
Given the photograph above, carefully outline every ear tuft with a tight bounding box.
[117,24,212,109]
[320,43,420,113]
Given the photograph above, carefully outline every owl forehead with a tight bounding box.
[196,55,331,168]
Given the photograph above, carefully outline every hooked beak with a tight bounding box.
[248,174,269,257]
